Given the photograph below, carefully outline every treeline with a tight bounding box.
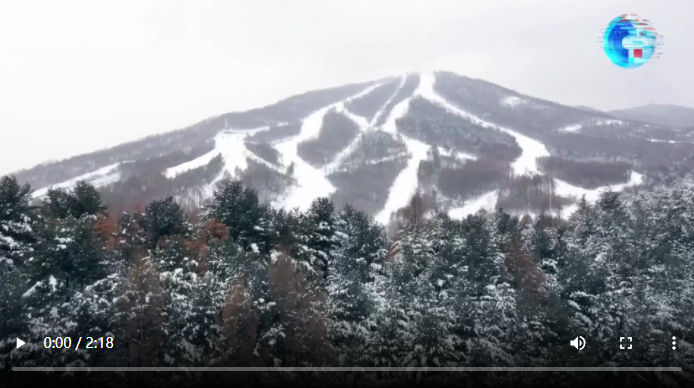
[434,157,513,201]
[497,174,572,213]
[544,132,694,173]
[244,141,282,167]
[99,154,223,216]
[2,174,694,387]
[537,156,632,189]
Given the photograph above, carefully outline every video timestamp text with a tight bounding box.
[43,337,114,349]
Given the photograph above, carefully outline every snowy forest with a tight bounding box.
[1,173,694,388]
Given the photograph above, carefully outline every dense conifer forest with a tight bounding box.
[1,172,693,387]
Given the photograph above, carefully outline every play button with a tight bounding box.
[16,338,25,349]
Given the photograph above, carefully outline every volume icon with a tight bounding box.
[570,336,586,351]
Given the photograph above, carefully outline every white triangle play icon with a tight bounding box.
[16,338,25,349]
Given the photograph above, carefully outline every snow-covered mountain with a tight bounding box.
[11,71,694,224]
[609,103,694,129]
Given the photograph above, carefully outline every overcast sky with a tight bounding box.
[1,0,692,175]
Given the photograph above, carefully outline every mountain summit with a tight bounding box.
[11,71,694,225]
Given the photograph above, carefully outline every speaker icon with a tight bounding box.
[570,336,586,351]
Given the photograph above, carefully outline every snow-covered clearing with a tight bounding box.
[448,190,499,219]
[500,96,524,107]
[595,119,625,126]
[32,163,121,198]
[560,124,583,133]
[556,171,644,217]
[272,83,385,211]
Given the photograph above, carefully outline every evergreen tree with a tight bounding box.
[141,196,187,251]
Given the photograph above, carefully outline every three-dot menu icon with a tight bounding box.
[673,336,676,350]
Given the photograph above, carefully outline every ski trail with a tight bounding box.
[165,150,222,178]
[556,171,644,217]
[208,127,273,187]
[335,103,370,131]
[375,75,438,225]
[375,136,429,224]
[420,72,646,219]
[273,82,385,211]
[448,190,499,220]
[418,72,550,175]
[32,163,122,198]
[372,75,406,126]
[437,147,477,161]
[325,77,407,173]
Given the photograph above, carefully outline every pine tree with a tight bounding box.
[141,196,187,251]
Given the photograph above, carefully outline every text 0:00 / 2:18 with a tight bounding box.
[43,337,114,349]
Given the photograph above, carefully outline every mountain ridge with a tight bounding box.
[9,71,694,225]
[609,103,694,128]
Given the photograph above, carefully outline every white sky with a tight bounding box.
[1,0,692,175]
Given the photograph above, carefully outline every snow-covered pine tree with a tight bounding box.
[0,176,35,376]
[328,204,387,366]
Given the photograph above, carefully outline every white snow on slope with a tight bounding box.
[32,163,121,198]
[561,124,582,133]
[207,127,276,186]
[418,72,550,175]
[556,171,644,217]
[647,138,689,144]
[171,126,273,183]
[437,147,477,161]
[326,77,407,173]
[272,83,385,211]
[418,71,646,220]
[375,137,429,224]
[382,98,411,134]
[595,119,624,126]
[448,190,499,219]
[375,74,446,224]
[372,75,406,126]
[500,96,524,107]
[165,150,221,178]
[335,103,370,130]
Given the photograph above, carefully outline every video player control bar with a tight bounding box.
[13,367,683,372]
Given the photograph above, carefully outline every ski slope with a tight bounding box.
[375,136,429,224]
[165,149,222,178]
[32,163,121,198]
[418,72,549,176]
[448,190,499,219]
[207,127,273,187]
[375,74,443,224]
[326,76,407,173]
[557,171,644,217]
[420,71,645,220]
[272,82,385,211]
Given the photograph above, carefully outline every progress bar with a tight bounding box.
[13,367,683,372]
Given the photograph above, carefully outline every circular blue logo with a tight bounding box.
[603,14,658,69]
